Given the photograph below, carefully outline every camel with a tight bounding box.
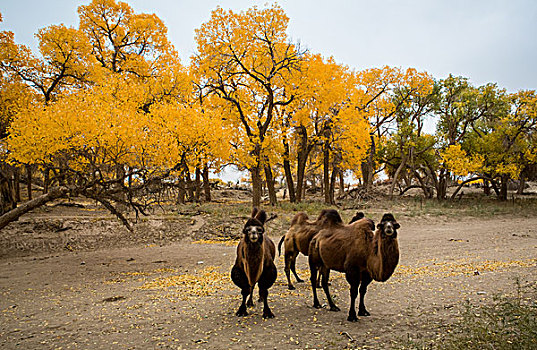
[277,209,344,290]
[308,213,400,321]
[231,208,277,318]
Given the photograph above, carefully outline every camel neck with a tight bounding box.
[369,233,399,282]
[243,240,265,286]
[245,238,263,251]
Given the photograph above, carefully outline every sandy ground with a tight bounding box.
[1,207,536,349]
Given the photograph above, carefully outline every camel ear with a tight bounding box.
[394,223,400,230]
[251,207,259,218]
[376,222,383,229]
[255,210,267,225]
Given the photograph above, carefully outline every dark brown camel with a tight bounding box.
[277,209,343,290]
[231,208,277,318]
[308,213,400,321]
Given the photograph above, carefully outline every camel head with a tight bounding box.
[243,208,267,244]
[377,213,400,238]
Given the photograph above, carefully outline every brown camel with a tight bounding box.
[308,213,400,321]
[277,209,344,290]
[231,208,277,318]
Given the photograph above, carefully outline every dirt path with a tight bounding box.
[1,215,536,349]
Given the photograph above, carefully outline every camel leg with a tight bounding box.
[236,288,250,316]
[290,255,304,283]
[358,272,372,316]
[258,263,277,319]
[247,288,255,307]
[346,270,360,322]
[316,268,322,288]
[257,287,263,303]
[321,267,340,312]
[258,287,274,319]
[309,260,322,309]
[284,251,297,290]
[231,265,250,316]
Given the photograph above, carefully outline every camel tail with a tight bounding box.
[278,235,285,256]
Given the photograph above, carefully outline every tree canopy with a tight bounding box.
[0,1,536,230]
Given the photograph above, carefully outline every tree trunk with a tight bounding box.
[339,171,345,196]
[295,126,310,203]
[329,152,342,204]
[201,165,211,202]
[177,177,186,204]
[303,176,307,199]
[328,167,337,205]
[251,166,262,208]
[483,179,491,196]
[413,170,434,198]
[436,168,448,200]
[490,179,501,197]
[14,168,20,203]
[498,175,508,201]
[361,134,376,190]
[424,161,439,198]
[323,140,331,205]
[26,165,33,201]
[127,168,133,188]
[0,186,69,231]
[282,140,296,203]
[194,168,202,202]
[185,173,195,202]
[0,169,16,215]
[43,167,50,194]
[389,153,409,198]
[114,164,125,187]
[264,163,277,206]
[517,175,525,195]
[437,175,447,200]
[296,156,307,202]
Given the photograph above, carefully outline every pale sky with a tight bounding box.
[1,0,536,93]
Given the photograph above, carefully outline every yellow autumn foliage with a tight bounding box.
[193,4,300,174]
[7,78,148,169]
[2,1,535,208]
[7,69,230,176]
[441,144,484,176]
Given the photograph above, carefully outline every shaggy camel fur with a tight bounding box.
[231,208,277,318]
[278,209,343,290]
[308,213,400,321]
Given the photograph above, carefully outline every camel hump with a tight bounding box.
[349,212,375,231]
[349,212,365,224]
[318,209,343,226]
[290,212,309,226]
